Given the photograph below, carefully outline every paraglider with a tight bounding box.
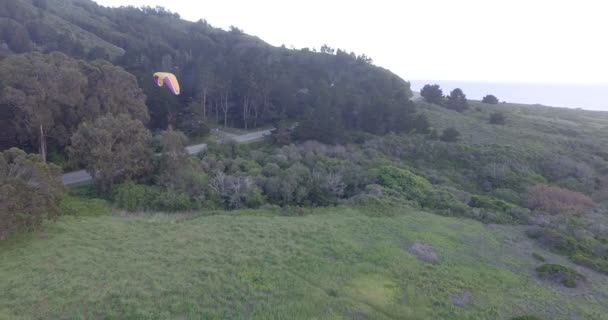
[153,72,180,95]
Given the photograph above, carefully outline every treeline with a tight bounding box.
[0,0,420,145]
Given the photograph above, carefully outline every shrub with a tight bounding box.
[424,187,470,216]
[0,148,64,240]
[113,182,194,212]
[373,166,432,204]
[491,188,521,205]
[525,185,595,215]
[153,188,193,211]
[526,227,578,255]
[469,194,513,212]
[412,114,431,134]
[489,112,506,125]
[532,252,546,262]
[571,252,608,275]
[482,94,499,104]
[440,127,460,142]
[536,263,585,288]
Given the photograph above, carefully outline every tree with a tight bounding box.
[69,114,153,194]
[0,53,148,161]
[482,94,499,104]
[489,112,506,125]
[446,88,468,112]
[0,52,87,162]
[0,148,63,240]
[420,84,443,104]
[440,127,460,142]
[271,120,293,145]
[155,129,189,181]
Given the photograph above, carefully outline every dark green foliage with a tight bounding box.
[526,227,579,255]
[571,252,608,275]
[482,94,499,104]
[536,263,585,288]
[424,187,470,216]
[489,112,506,125]
[372,165,432,204]
[412,114,431,134]
[1,0,415,151]
[69,114,153,194]
[445,88,468,112]
[420,84,443,104]
[440,127,460,142]
[0,148,63,239]
[532,252,546,262]
[469,194,513,212]
[113,182,193,212]
[0,52,148,154]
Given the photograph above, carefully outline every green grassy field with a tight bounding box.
[1,205,607,320]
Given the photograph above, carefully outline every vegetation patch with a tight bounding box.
[347,275,398,308]
[408,242,440,264]
[532,252,546,262]
[536,264,586,288]
[450,290,471,307]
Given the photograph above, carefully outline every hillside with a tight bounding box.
[2,206,607,320]
[2,0,608,319]
[1,0,415,145]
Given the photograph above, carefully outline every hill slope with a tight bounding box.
[1,0,415,135]
[1,206,607,320]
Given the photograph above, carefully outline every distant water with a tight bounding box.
[410,80,608,111]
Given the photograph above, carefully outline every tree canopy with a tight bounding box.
[482,94,499,104]
[69,114,153,194]
[421,84,444,104]
[0,52,148,159]
[446,88,468,112]
[0,0,418,144]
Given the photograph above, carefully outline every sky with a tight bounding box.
[94,0,607,86]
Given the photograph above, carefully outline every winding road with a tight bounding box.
[62,128,274,186]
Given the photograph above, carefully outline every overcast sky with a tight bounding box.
[94,0,607,85]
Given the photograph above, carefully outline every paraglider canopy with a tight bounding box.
[153,72,180,95]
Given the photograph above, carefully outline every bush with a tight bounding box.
[113,182,194,212]
[491,188,521,205]
[532,252,546,262]
[154,188,193,211]
[525,185,595,215]
[113,182,159,211]
[469,194,513,212]
[571,252,608,275]
[373,165,432,204]
[0,148,64,240]
[482,94,499,104]
[526,227,578,255]
[424,187,470,217]
[536,263,585,288]
[440,127,460,142]
[489,112,506,125]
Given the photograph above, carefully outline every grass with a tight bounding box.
[60,186,113,217]
[1,205,607,319]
